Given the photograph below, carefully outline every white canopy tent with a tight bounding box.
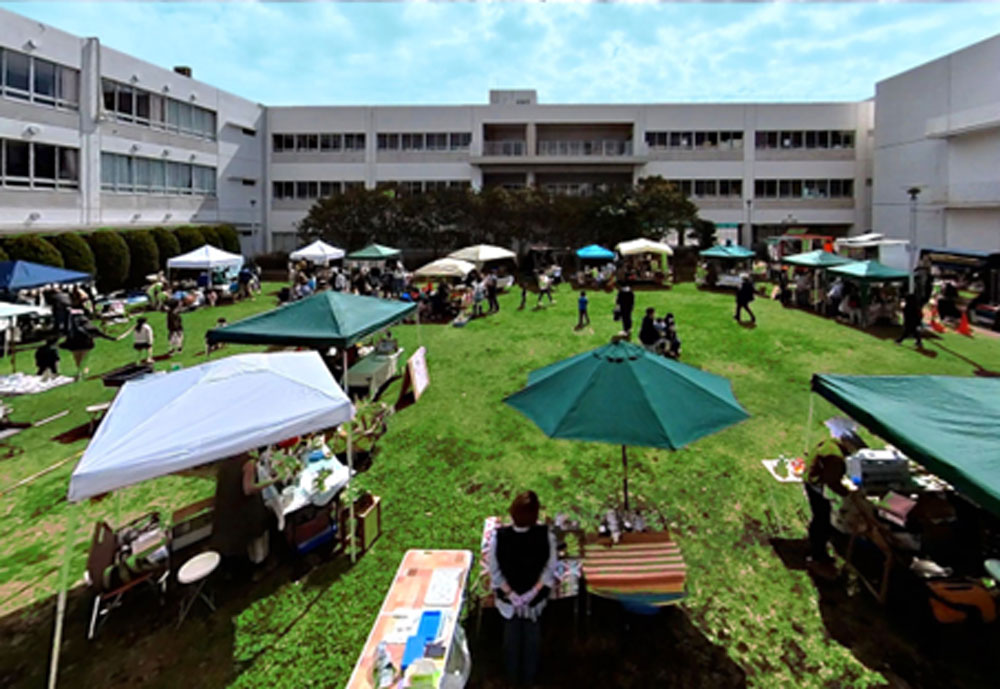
[447,244,516,266]
[290,239,346,264]
[166,244,244,271]
[68,351,354,501]
[617,238,674,256]
[413,257,476,279]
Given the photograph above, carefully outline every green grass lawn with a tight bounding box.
[1,282,998,688]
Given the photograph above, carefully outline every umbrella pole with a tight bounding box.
[802,394,815,457]
[47,502,77,689]
[621,445,629,511]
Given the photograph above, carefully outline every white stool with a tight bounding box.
[176,550,220,627]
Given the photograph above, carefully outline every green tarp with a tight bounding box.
[781,250,856,268]
[346,243,401,260]
[812,374,1000,517]
[699,245,755,260]
[206,291,416,349]
[827,259,908,282]
[504,340,749,450]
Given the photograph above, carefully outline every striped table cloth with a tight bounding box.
[582,531,687,607]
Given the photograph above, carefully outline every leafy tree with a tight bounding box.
[199,225,221,249]
[688,219,718,250]
[634,176,699,239]
[119,230,160,287]
[151,227,181,269]
[298,186,402,251]
[86,231,130,293]
[47,233,96,274]
[174,226,206,253]
[215,224,242,254]
[3,235,64,267]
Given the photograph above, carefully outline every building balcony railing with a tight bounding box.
[537,139,633,157]
[482,140,527,156]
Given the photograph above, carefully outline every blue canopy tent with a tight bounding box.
[576,244,616,261]
[0,261,91,293]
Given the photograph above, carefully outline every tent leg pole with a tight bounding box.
[416,309,422,351]
[348,421,356,563]
[342,351,348,397]
[803,394,815,457]
[47,504,77,689]
[621,445,629,511]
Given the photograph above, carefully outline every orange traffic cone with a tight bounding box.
[927,305,947,334]
[957,312,973,337]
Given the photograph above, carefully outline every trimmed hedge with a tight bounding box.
[174,226,205,254]
[199,225,221,250]
[4,235,64,268]
[215,224,242,254]
[47,233,97,275]
[86,231,131,293]
[120,230,160,287]
[150,227,181,269]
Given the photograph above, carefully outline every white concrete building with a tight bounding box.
[873,33,1000,254]
[1,7,995,256]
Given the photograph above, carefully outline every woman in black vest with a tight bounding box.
[489,490,556,687]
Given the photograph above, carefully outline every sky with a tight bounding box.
[2,1,1000,106]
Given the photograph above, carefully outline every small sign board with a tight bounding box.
[395,346,429,411]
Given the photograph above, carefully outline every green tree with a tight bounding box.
[119,230,160,287]
[86,231,131,293]
[3,235,64,267]
[199,225,221,249]
[174,226,206,253]
[215,224,242,254]
[689,219,718,250]
[47,233,96,274]
[298,186,402,251]
[634,175,700,239]
[151,227,181,269]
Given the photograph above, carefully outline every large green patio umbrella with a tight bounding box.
[347,243,401,261]
[503,340,749,508]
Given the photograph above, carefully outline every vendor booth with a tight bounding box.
[414,258,475,280]
[616,238,673,286]
[920,247,1000,330]
[0,260,91,294]
[413,259,476,320]
[206,291,416,398]
[289,239,345,265]
[834,233,910,273]
[766,233,836,263]
[573,245,616,290]
[827,260,909,328]
[447,244,516,272]
[166,244,244,302]
[347,243,401,266]
[699,243,756,288]
[780,250,857,310]
[808,374,1000,616]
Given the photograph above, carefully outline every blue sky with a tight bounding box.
[3,2,1000,105]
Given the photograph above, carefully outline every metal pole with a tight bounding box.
[47,504,77,689]
[907,187,920,294]
[621,445,629,511]
[343,349,355,562]
[802,394,815,457]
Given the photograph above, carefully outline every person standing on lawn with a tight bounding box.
[120,316,155,364]
[166,300,185,356]
[803,436,850,577]
[35,337,60,377]
[577,291,590,329]
[616,285,635,335]
[62,313,117,381]
[895,293,924,347]
[735,274,756,324]
[486,271,500,313]
[489,491,557,688]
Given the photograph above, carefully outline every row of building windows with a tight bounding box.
[377,180,472,196]
[100,152,216,196]
[1,47,79,110]
[102,79,217,141]
[754,130,855,150]
[0,138,79,190]
[668,179,743,198]
[272,180,365,200]
[645,131,743,150]
[271,133,366,153]
[377,132,472,151]
[753,178,854,199]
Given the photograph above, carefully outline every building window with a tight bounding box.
[401,133,424,151]
[449,132,471,150]
[756,130,856,150]
[100,78,215,140]
[100,151,214,196]
[0,138,78,190]
[426,133,448,151]
[344,133,365,151]
[319,181,341,197]
[1,49,79,109]
[321,133,342,151]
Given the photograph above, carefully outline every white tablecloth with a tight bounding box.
[262,456,350,530]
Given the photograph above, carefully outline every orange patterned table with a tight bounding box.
[345,549,473,689]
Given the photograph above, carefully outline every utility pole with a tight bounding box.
[744,198,753,247]
[907,186,920,293]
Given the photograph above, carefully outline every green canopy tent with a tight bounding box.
[827,260,910,327]
[346,243,401,261]
[699,244,756,260]
[811,374,1000,518]
[781,250,855,268]
[504,339,749,508]
[699,243,756,288]
[206,291,415,350]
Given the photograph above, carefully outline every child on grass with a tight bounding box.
[577,291,590,329]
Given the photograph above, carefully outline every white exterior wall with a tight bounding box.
[874,33,1000,252]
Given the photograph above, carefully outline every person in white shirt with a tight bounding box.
[119,316,154,363]
[489,491,557,687]
[535,272,554,307]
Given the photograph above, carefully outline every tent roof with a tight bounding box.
[617,238,674,256]
[827,259,909,282]
[206,291,416,349]
[576,245,615,260]
[0,261,91,292]
[835,233,909,249]
[812,374,1000,518]
[0,302,47,319]
[448,244,516,263]
[347,243,401,260]
[166,244,244,270]
[699,245,755,259]
[414,258,476,279]
[781,250,856,268]
[290,239,345,263]
[68,352,354,502]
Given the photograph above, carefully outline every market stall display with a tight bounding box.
[347,243,402,262]
[166,244,243,272]
[346,549,473,689]
[616,238,672,286]
[504,338,749,509]
[413,258,476,280]
[0,260,91,294]
[447,244,516,269]
[347,347,405,398]
[778,250,857,311]
[290,239,345,265]
[699,243,756,288]
[825,260,909,327]
[582,531,687,609]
